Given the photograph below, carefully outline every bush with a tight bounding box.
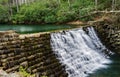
[0,4,9,23]
[44,15,57,23]
[10,0,95,24]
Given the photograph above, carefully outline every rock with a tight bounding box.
[0,70,20,77]
[8,73,20,77]
[0,70,8,77]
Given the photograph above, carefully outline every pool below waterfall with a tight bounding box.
[89,54,120,77]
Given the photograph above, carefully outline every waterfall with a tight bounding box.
[50,27,111,77]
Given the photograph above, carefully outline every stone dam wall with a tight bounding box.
[0,25,119,76]
[0,31,67,77]
[93,20,120,54]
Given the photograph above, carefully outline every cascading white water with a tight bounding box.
[50,27,111,77]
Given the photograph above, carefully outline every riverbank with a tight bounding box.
[0,12,113,26]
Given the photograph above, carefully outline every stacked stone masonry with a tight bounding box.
[94,23,120,53]
[0,31,67,77]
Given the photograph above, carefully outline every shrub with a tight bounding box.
[0,4,9,23]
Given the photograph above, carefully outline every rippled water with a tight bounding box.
[89,54,120,77]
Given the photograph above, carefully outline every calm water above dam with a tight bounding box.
[0,24,74,34]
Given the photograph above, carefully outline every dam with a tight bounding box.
[0,25,120,77]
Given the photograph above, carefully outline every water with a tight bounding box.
[0,24,73,34]
[89,54,120,77]
[51,27,112,77]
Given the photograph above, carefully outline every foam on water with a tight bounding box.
[50,27,111,77]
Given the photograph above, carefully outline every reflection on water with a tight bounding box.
[0,24,73,34]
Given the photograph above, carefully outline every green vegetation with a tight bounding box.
[0,0,120,24]
[11,0,95,24]
[0,0,9,23]
[19,66,48,77]
[19,66,33,77]
[41,76,48,77]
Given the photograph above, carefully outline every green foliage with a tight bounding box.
[1,0,119,24]
[0,4,9,23]
[10,0,95,24]
[41,76,48,77]
[19,66,31,77]
[44,15,57,23]
[19,66,34,77]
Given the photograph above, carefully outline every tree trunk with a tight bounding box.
[58,0,61,4]
[15,0,19,12]
[95,0,98,11]
[112,0,115,11]
[68,0,71,8]
[8,0,13,16]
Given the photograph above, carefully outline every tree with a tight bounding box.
[95,0,98,11]
[15,0,19,12]
[0,0,9,22]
